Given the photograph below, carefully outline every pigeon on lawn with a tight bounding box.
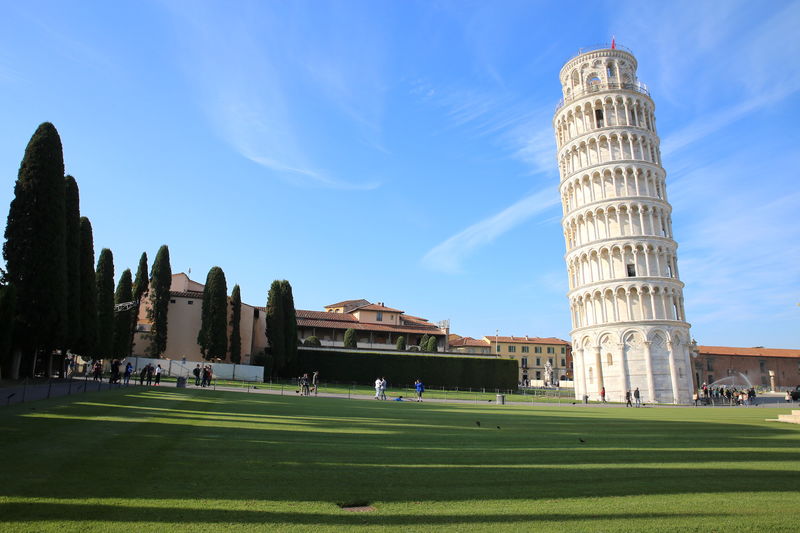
[496,426,501,430]
[475,421,481,427]
[578,438,585,443]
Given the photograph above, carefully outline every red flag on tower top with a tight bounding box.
[611,36,616,49]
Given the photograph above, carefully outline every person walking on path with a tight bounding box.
[139,365,147,385]
[146,364,154,386]
[600,386,606,403]
[380,377,387,400]
[415,379,425,402]
[374,377,382,399]
[633,387,641,407]
[154,364,162,386]
[625,390,632,407]
[193,364,201,386]
[124,362,133,385]
[312,371,319,396]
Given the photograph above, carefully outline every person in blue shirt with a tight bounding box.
[414,379,425,402]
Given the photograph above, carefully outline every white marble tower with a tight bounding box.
[553,45,693,404]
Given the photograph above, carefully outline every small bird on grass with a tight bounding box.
[475,421,481,427]
[496,426,501,430]
[578,438,585,443]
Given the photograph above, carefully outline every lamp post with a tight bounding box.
[495,329,499,357]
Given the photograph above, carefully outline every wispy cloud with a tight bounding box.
[422,188,559,273]
[164,3,383,190]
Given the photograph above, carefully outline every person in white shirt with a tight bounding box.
[374,377,382,399]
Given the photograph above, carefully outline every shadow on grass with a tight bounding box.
[0,502,722,526]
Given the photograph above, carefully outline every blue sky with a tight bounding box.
[1,0,798,348]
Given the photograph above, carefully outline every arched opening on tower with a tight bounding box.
[595,109,604,128]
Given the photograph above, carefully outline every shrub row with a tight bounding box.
[296,347,518,389]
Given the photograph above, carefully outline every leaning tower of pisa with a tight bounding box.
[553,45,694,404]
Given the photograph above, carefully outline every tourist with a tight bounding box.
[374,377,382,399]
[146,364,154,386]
[415,379,425,402]
[600,386,606,403]
[380,377,387,400]
[625,390,632,407]
[301,373,310,396]
[123,362,133,385]
[93,361,102,381]
[786,390,793,403]
[193,364,201,386]
[633,387,641,407]
[692,391,699,406]
[110,360,120,384]
[312,371,319,396]
[139,365,147,385]
[154,364,162,386]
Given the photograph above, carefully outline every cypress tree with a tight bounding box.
[75,217,96,359]
[419,334,430,351]
[0,284,16,377]
[148,245,171,357]
[3,122,68,376]
[265,280,286,375]
[425,335,438,353]
[112,269,133,358]
[229,284,242,364]
[343,328,357,349]
[197,266,228,361]
[95,249,115,359]
[64,176,81,359]
[130,252,148,354]
[280,280,298,373]
[395,336,406,351]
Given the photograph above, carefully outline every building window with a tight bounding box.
[521,357,528,368]
[627,264,636,277]
[548,358,553,366]
[188,300,193,305]
[535,347,542,353]
[169,299,176,304]
[759,360,766,373]
[535,371,541,380]
[508,346,516,353]
[561,358,566,366]
[561,347,566,354]
[547,347,554,354]
[708,374,714,384]
[706,358,713,371]
[376,311,383,321]
[496,344,501,353]
[536,357,541,366]
[522,346,529,353]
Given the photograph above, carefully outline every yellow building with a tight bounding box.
[485,336,572,386]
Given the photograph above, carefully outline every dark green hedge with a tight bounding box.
[295,348,518,389]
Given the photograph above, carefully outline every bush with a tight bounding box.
[296,347,517,389]
[303,336,322,347]
[425,336,438,352]
[343,328,357,349]
[395,336,406,351]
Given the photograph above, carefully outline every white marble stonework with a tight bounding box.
[553,46,694,404]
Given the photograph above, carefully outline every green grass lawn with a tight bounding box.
[0,388,798,532]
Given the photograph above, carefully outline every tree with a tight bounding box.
[280,280,298,372]
[425,335,438,353]
[395,336,406,351]
[265,280,298,375]
[63,176,81,364]
[0,283,16,378]
[265,280,285,377]
[229,284,242,364]
[148,245,171,357]
[303,336,321,347]
[343,328,357,349]
[95,249,115,359]
[75,217,96,359]
[130,252,148,354]
[112,269,133,358]
[3,122,67,376]
[197,266,228,361]
[419,334,430,351]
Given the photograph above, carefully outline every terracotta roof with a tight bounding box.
[296,309,357,322]
[296,316,443,335]
[697,345,800,359]
[170,290,204,299]
[485,336,571,345]
[354,303,404,313]
[404,314,431,324]
[324,299,369,309]
[450,337,491,348]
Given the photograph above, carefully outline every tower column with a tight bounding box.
[667,341,680,404]
[643,340,656,403]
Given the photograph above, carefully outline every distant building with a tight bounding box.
[692,345,800,390]
[297,300,448,351]
[489,336,572,385]
[448,335,492,355]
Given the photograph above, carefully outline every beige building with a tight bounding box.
[132,276,447,361]
[132,273,266,363]
[489,336,572,385]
